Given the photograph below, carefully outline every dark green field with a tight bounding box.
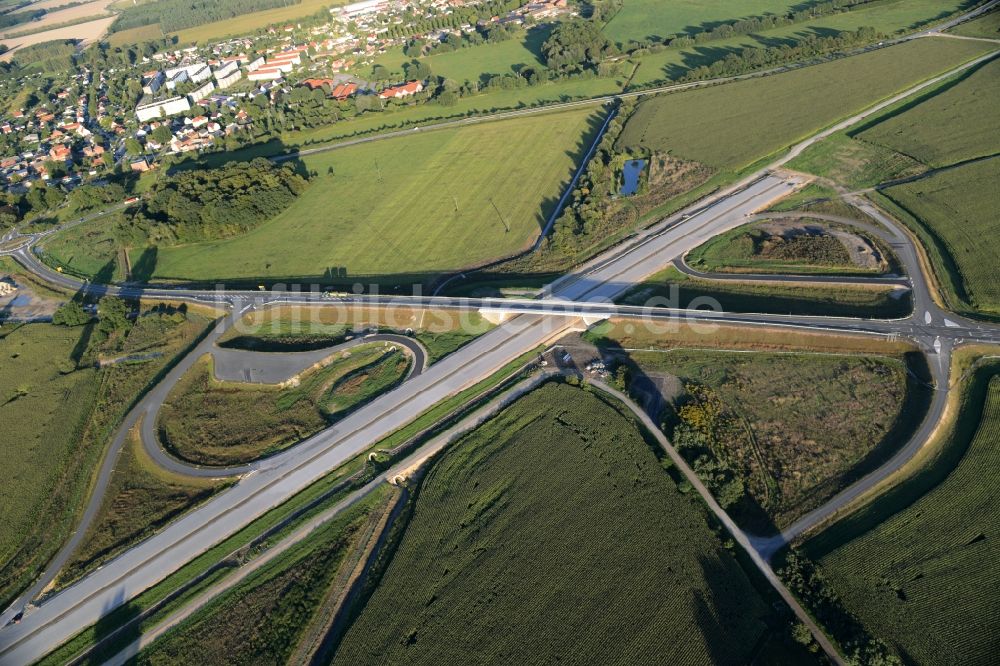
[803,371,1000,664]
[0,324,98,604]
[333,382,791,664]
[616,38,993,172]
[857,57,1000,168]
[881,157,1000,315]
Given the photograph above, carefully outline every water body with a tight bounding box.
[621,159,646,196]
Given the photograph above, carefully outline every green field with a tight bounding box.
[145,108,603,283]
[857,57,1000,168]
[805,373,1000,663]
[369,26,552,83]
[882,157,1000,315]
[617,37,994,171]
[159,345,409,466]
[0,305,214,607]
[621,266,912,318]
[627,0,979,87]
[950,7,1000,38]
[333,382,793,664]
[602,0,796,44]
[0,324,98,600]
[785,130,926,190]
[685,219,894,276]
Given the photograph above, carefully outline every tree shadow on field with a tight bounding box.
[691,554,769,664]
[85,587,141,664]
[131,246,158,283]
[68,258,117,366]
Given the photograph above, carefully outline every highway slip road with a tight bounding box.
[0,173,799,666]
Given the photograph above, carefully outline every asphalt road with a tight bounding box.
[0,7,998,660]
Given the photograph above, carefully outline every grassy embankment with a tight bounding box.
[220,305,492,365]
[619,266,911,318]
[158,344,410,466]
[786,54,1000,317]
[797,355,1000,664]
[133,486,398,665]
[333,382,811,663]
[584,320,925,531]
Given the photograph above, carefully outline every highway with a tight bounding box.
[0,8,998,661]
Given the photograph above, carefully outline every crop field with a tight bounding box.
[602,0,796,44]
[603,346,914,530]
[147,108,603,284]
[137,486,397,665]
[158,345,410,466]
[627,0,978,87]
[950,6,1000,38]
[170,0,349,45]
[856,57,1000,168]
[685,219,893,276]
[333,382,781,664]
[0,324,98,600]
[807,374,1000,663]
[882,157,1000,315]
[617,38,994,172]
[0,0,114,37]
[620,266,912,318]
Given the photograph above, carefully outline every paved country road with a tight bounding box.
[0,12,998,662]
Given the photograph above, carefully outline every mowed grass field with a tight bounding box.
[333,382,782,664]
[148,108,603,283]
[806,374,1000,664]
[0,324,98,595]
[617,37,995,172]
[857,57,1000,168]
[882,157,1000,315]
[369,26,551,83]
[602,0,797,43]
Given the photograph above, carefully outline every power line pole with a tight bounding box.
[489,197,510,233]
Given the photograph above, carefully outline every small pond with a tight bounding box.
[620,159,646,196]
